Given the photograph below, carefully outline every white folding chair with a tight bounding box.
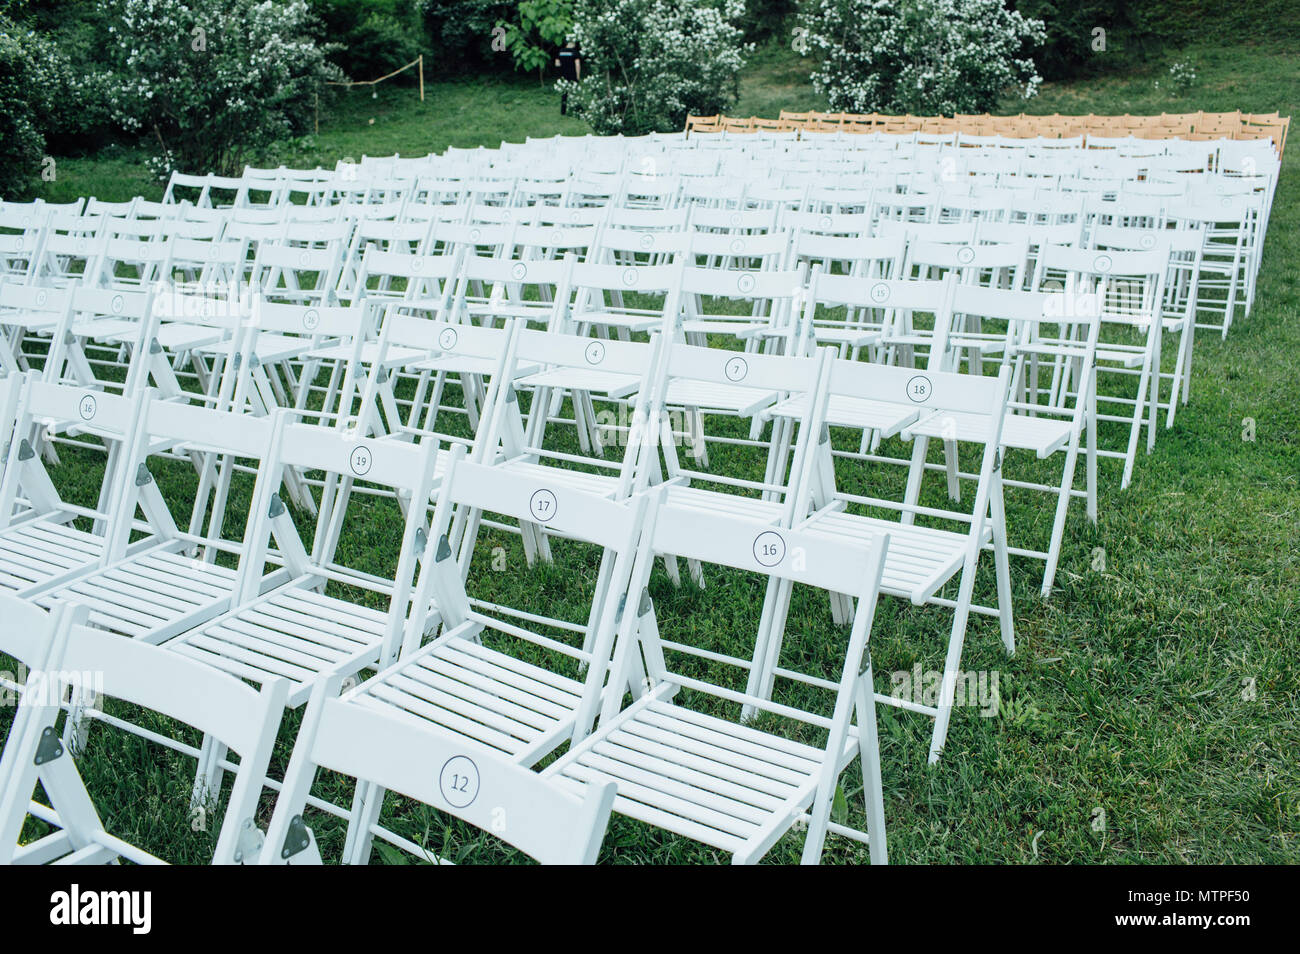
[259,672,615,864]
[255,449,650,863]
[1029,244,1169,488]
[775,358,1014,762]
[0,596,288,864]
[0,377,153,596]
[544,494,892,864]
[22,401,285,643]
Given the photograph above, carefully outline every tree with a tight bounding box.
[100,0,342,177]
[798,0,1047,116]
[560,0,750,136]
[499,0,573,82]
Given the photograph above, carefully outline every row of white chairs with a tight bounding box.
[0,129,1273,864]
[3,181,1266,341]
[0,235,1112,854]
[0,210,1216,586]
[0,334,902,863]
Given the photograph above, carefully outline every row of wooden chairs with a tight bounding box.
[685,112,1290,157]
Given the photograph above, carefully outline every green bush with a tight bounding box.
[739,0,797,44]
[1009,2,1139,80]
[560,0,750,136]
[800,0,1046,115]
[0,2,115,156]
[0,16,46,198]
[418,0,515,75]
[312,1,423,80]
[101,0,343,177]
[1011,1,1300,80]
[498,0,573,80]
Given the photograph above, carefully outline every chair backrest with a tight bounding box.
[430,448,649,557]
[254,421,442,656]
[450,253,575,325]
[600,492,890,736]
[409,446,654,735]
[0,592,68,671]
[0,598,287,865]
[0,375,148,532]
[107,398,281,562]
[63,619,287,783]
[294,679,616,863]
[351,248,465,311]
[825,353,1008,420]
[804,270,956,352]
[904,238,1030,287]
[800,356,1010,535]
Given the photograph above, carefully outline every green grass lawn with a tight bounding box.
[9,41,1298,864]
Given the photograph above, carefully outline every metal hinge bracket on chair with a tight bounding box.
[136,463,154,486]
[268,494,287,518]
[281,815,312,860]
[149,337,163,355]
[233,818,265,864]
[436,534,453,562]
[638,588,653,616]
[17,439,35,462]
[615,593,627,623]
[993,450,1003,473]
[34,726,64,765]
[859,649,874,678]
[413,526,428,556]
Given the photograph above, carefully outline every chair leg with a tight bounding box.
[943,439,960,503]
[900,436,930,527]
[743,576,793,721]
[1146,330,1160,453]
[928,556,979,764]
[1086,380,1098,524]
[1120,358,1152,489]
[1041,437,1081,598]
[854,673,888,865]
[989,483,1015,654]
[343,779,386,865]
[192,736,229,815]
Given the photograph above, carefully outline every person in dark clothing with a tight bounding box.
[555,41,581,115]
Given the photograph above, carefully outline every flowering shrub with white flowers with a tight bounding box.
[1161,61,1197,96]
[559,0,751,136]
[797,0,1047,116]
[99,0,342,178]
